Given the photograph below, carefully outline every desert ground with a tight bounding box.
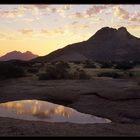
[0,75,140,136]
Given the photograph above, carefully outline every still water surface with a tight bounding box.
[0,100,111,124]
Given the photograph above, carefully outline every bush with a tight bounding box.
[38,61,70,80]
[72,69,90,80]
[97,71,122,79]
[124,71,134,77]
[83,60,96,68]
[38,61,90,80]
[114,62,134,70]
[27,68,39,73]
[100,62,113,68]
[0,63,25,79]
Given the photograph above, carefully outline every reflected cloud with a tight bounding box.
[0,100,73,119]
[0,100,111,124]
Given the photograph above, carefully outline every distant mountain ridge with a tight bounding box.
[32,26,140,63]
[0,51,38,61]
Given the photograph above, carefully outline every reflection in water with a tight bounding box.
[0,100,111,124]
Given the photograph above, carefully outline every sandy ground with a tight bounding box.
[0,77,140,136]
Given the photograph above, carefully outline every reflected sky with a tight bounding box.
[0,100,111,124]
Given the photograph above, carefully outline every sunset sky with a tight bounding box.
[0,4,140,57]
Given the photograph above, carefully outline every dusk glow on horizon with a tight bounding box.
[0,4,140,57]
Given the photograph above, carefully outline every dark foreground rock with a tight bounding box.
[1,117,140,136]
[0,77,140,136]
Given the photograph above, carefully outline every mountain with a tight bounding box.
[0,51,39,61]
[32,26,140,63]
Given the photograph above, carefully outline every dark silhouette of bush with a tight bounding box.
[97,71,122,78]
[27,68,39,73]
[114,62,134,70]
[38,61,90,80]
[127,72,134,77]
[72,61,81,64]
[83,60,96,68]
[100,62,113,68]
[0,62,25,79]
[72,68,90,79]
[38,61,70,80]
[6,60,31,67]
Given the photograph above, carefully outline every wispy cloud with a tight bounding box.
[113,6,140,23]
[129,11,140,22]
[0,10,24,18]
[0,32,16,40]
[41,27,65,36]
[18,29,34,35]
[114,6,129,20]
[73,5,112,19]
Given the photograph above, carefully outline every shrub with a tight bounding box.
[38,61,90,80]
[0,62,25,79]
[114,62,134,70]
[100,62,113,68]
[83,60,96,68]
[97,71,122,78]
[124,71,134,77]
[27,68,39,73]
[71,61,82,64]
[38,61,70,80]
[72,68,90,80]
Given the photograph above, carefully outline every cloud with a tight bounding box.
[18,29,34,35]
[0,32,16,40]
[74,12,84,18]
[71,21,79,25]
[0,5,70,19]
[129,11,140,22]
[53,5,71,17]
[33,5,50,10]
[0,10,24,18]
[41,27,65,36]
[127,25,140,31]
[62,5,71,11]
[113,6,140,23]
[71,22,89,30]
[85,5,108,17]
[73,5,111,19]
[114,6,129,20]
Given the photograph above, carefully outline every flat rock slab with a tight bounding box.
[0,77,140,135]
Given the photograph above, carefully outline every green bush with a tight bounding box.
[97,71,122,78]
